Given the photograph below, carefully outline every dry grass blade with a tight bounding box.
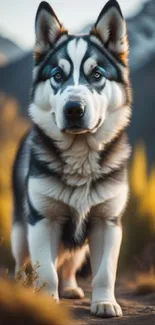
[15,261,47,293]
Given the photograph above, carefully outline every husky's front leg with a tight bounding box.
[89,218,122,318]
[28,218,61,300]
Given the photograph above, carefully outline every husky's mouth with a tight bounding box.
[90,117,102,133]
[62,117,102,135]
[63,127,89,134]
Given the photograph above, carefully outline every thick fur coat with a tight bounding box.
[11,0,132,318]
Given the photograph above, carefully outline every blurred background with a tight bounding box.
[0,0,155,276]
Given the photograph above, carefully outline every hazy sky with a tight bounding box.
[0,0,149,49]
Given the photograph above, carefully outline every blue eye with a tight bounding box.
[42,66,64,82]
[92,66,108,81]
[51,67,63,82]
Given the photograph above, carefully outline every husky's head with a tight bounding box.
[30,0,131,145]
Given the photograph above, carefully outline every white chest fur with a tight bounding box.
[61,136,102,186]
[28,133,128,231]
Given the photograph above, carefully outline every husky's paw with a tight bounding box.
[46,290,59,302]
[60,287,84,299]
[49,293,59,302]
[91,301,122,318]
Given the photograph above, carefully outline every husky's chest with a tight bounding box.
[62,137,101,186]
[30,136,106,220]
[29,131,128,224]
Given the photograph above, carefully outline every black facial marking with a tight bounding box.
[35,38,73,95]
[88,41,123,82]
[33,34,124,98]
[36,36,73,74]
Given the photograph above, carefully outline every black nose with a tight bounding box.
[64,101,85,121]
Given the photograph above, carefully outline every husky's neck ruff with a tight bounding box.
[32,124,130,182]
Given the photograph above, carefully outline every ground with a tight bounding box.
[65,278,155,325]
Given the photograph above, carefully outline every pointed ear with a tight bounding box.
[91,0,128,65]
[34,1,67,63]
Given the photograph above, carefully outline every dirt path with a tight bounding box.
[64,279,155,324]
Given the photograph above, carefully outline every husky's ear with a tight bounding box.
[91,0,128,65]
[34,1,67,63]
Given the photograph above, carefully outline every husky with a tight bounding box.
[11,0,131,318]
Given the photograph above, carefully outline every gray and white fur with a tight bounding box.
[11,0,132,318]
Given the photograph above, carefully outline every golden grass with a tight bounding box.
[0,239,74,324]
[140,168,155,229]
[0,277,73,325]
[130,142,147,198]
[130,142,155,230]
[134,270,155,295]
[0,248,74,325]
[0,94,29,240]
[14,261,47,293]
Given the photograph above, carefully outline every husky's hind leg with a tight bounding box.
[59,246,88,299]
[11,132,31,277]
[11,222,29,277]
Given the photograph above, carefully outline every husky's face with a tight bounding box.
[30,0,130,138]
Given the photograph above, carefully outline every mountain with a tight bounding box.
[0,36,24,66]
[0,52,33,116]
[129,56,155,166]
[127,0,155,71]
